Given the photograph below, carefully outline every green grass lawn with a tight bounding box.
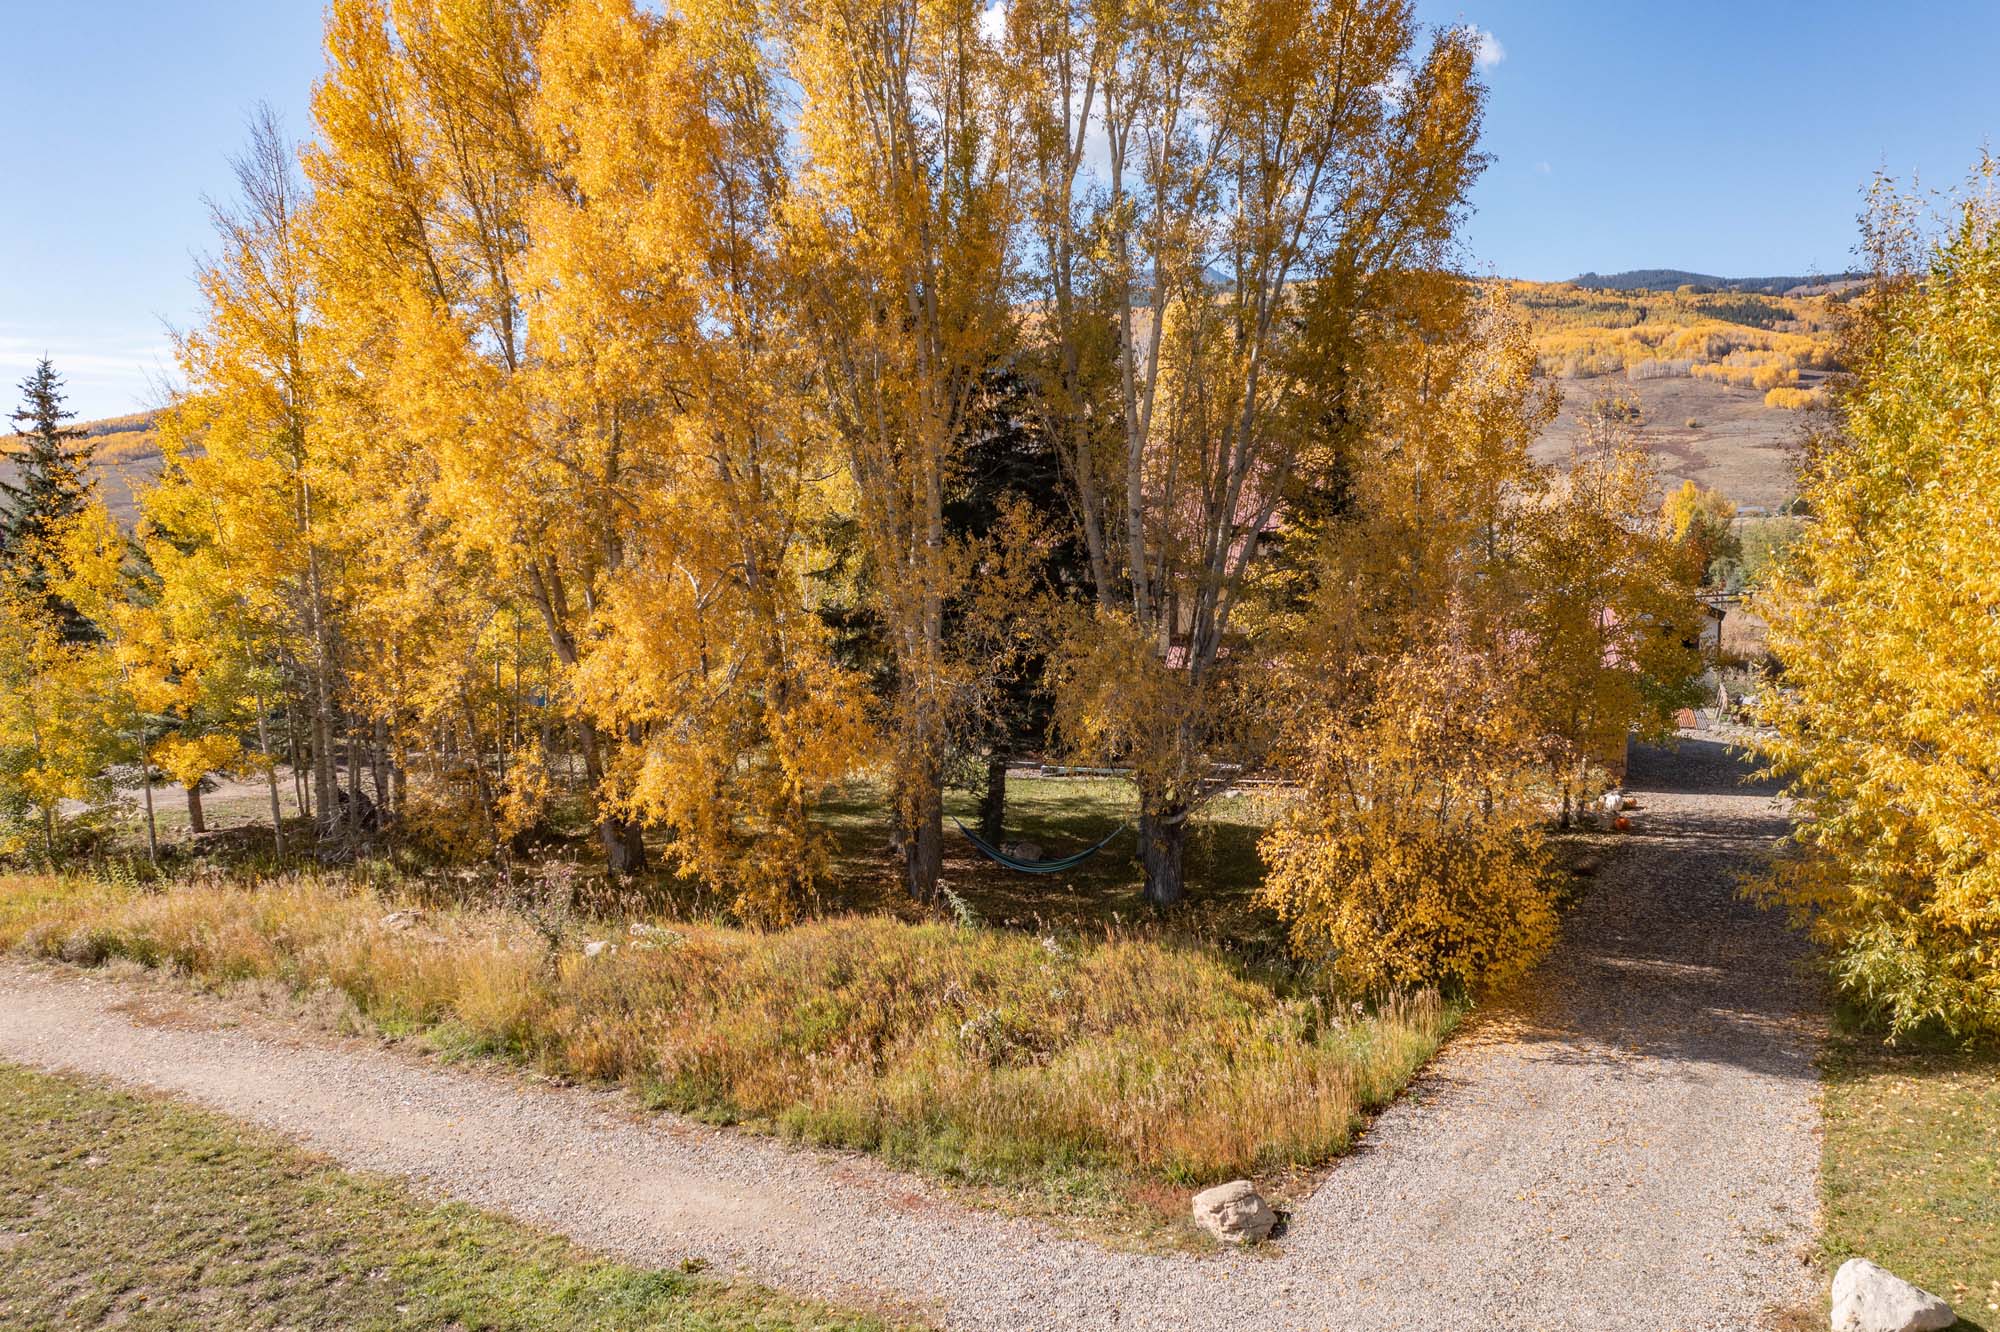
[818,774,1284,947]
[0,1061,913,1331]
[1820,1032,2000,1329]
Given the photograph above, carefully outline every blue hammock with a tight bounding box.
[953,818,1129,874]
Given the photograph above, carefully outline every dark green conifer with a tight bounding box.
[3,357,98,640]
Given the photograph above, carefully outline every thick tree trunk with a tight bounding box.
[185,784,205,836]
[598,815,648,875]
[892,716,945,903]
[979,751,1008,844]
[903,777,944,902]
[575,720,647,875]
[1137,804,1188,909]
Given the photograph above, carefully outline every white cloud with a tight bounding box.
[978,0,1006,44]
[1375,65,1414,109]
[1469,26,1505,69]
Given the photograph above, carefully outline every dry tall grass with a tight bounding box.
[0,874,1457,1194]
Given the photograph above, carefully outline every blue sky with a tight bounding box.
[4,0,1996,421]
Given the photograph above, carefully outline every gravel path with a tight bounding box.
[0,734,1821,1330]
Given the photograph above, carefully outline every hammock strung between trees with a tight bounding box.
[951,819,1130,875]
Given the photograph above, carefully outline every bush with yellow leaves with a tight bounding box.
[1764,386,1819,410]
[1260,642,1556,993]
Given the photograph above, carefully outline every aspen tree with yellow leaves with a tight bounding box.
[1659,478,1738,586]
[1516,402,1704,825]
[160,109,362,847]
[306,0,656,871]
[1022,0,1492,905]
[1258,292,1562,988]
[780,0,1017,901]
[0,585,123,864]
[1757,162,2000,1038]
[527,0,874,919]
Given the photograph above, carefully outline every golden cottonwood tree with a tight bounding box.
[161,109,363,845]
[1517,404,1703,823]
[1757,165,2000,1037]
[307,0,655,871]
[1659,478,1737,587]
[1256,292,1560,987]
[531,0,873,919]
[0,583,122,862]
[781,0,1016,900]
[1019,0,1490,904]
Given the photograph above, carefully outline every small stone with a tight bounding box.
[582,940,610,959]
[1832,1258,1955,1332]
[1191,1180,1276,1245]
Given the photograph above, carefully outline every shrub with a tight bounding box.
[1764,386,1818,410]
[1259,650,1557,993]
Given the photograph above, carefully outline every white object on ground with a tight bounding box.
[1191,1180,1276,1245]
[1831,1258,1955,1332]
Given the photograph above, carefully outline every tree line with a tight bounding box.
[1,0,1709,988]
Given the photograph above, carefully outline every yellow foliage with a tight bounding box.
[1516,407,1706,797]
[1755,162,2000,1037]
[1765,386,1820,410]
[1260,644,1556,991]
[149,733,246,790]
[1502,279,1839,385]
[0,589,123,859]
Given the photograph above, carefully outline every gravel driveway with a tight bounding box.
[0,734,1822,1330]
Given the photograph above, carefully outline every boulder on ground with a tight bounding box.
[1191,1180,1276,1245]
[1831,1258,1955,1332]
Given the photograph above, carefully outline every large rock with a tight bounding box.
[1190,1180,1276,1245]
[1831,1259,1955,1332]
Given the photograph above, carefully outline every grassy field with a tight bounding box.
[1532,374,1809,512]
[0,1060,909,1331]
[0,870,1456,1236]
[1820,1031,2000,1328]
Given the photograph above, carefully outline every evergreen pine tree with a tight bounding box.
[3,357,98,639]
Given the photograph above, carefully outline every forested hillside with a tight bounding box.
[1571,268,1867,295]
[2,409,162,523]
[1509,279,1838,508]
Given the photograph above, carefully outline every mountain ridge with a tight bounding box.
[1570,268,1867,296]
